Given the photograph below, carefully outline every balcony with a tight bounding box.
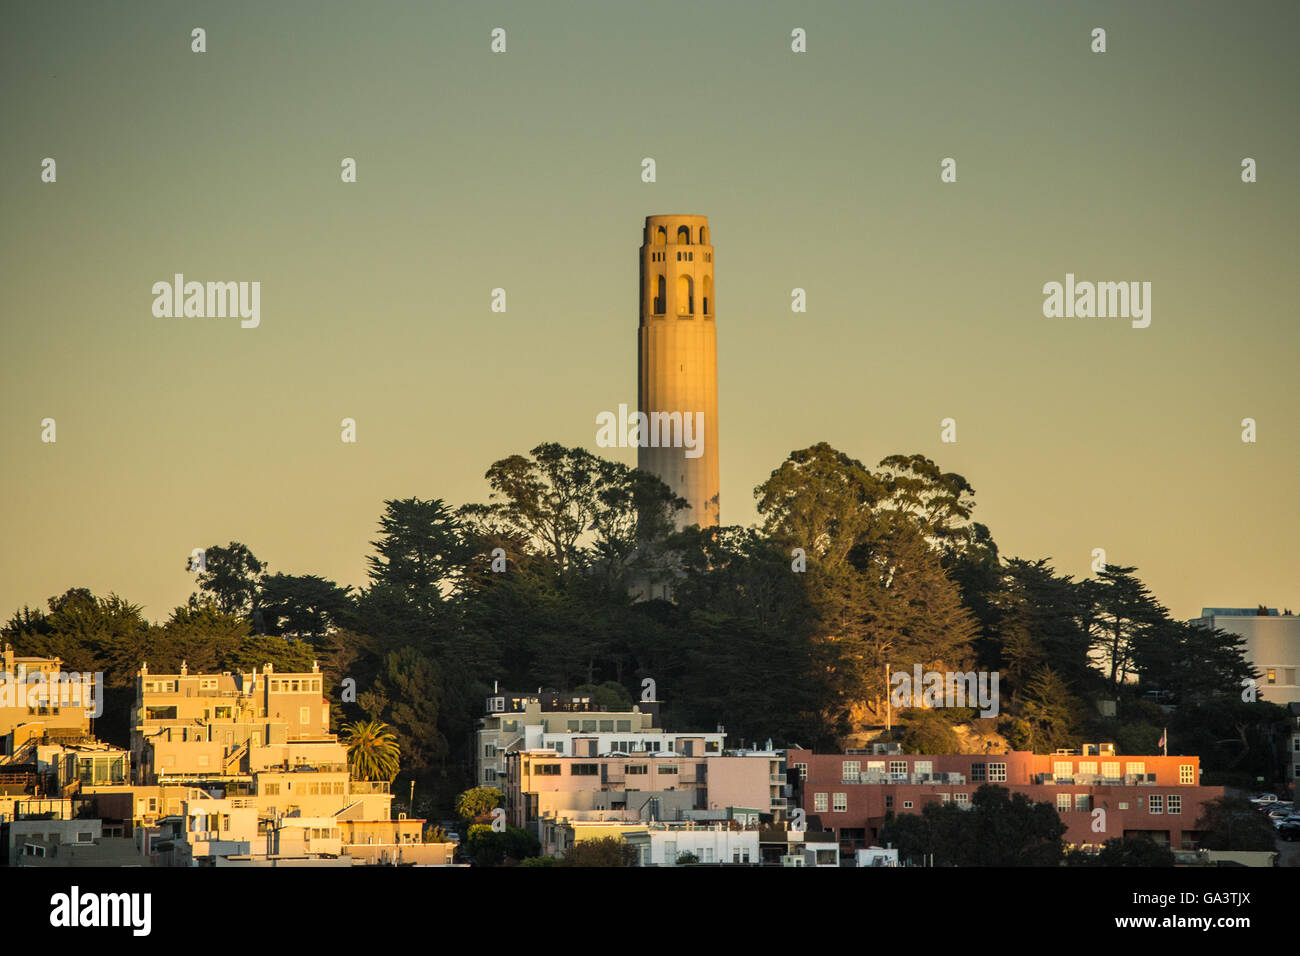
[349,781,390,794]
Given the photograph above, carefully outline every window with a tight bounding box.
[832,793,847,812]
[1053,761,1072,778]
[1149,794,1163,814]
[535,764,561,776]
[1127,762,1145,778]
[1078,761,1097,776]
[599,720,614,732]
[1267,669,1276,684]
[484,743,497,757]
[842,760,860,782]
[197,754,209,767]
[299,706,310,724]
[1102,761,1120,779]
[885,795,894,809]
[939,793,951,804]
[814,793,828,812]
[1056,794,1071,812]
[1180,764,1194,784]
[1119,802,1129,810]
[1075,794,1091,812]
[792,762,807,779]
[657,765,678,775]
[616,720,631,732]
[263,783,280,795]
[988,763,1007,782]
[571,764,599,776]
[676,275,694,315]
[677,225,690,244]
[914,761,932,779]
[970,762,986,782]
[1167,795,1181,814]
[903,801,913,809]
[889,761,907,776]
[627,764,648,775]
[955,793,970,805]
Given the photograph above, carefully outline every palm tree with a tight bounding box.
[342,719,400,781]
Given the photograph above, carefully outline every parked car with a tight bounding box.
[1272,814,1300,830]
[1266,804,1294,819]
[1275,820,1300,842]
[1250,793,1280,806]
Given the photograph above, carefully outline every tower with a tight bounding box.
[638,214,720,529]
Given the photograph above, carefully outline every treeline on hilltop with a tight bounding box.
[3,441,1289,816]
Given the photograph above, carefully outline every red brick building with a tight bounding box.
[787,748,1224,857]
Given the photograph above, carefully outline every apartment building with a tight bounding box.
[1192,607,1300,705]
[131,661,333,783]
[505,749,776,831]
[0,644,97,756]
[624,823,761,866]
[475,690,663,787]
[788,748,1224,859]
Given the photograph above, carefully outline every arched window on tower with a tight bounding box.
[677,275,693,315]
[700,225,709,244]
[677,225,691,244]
[703,275,712,315]
[654,275,666,315]
[654,226,667,245]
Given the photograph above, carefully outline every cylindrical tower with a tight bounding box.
[638,214,720,529]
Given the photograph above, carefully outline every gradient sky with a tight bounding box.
[2,0,1296,624]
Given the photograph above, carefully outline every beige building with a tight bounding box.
[131,661,334,783]
[1,645,97,758]
[638,214,720,532]
[476,690,663,787]
[506,750,777,829]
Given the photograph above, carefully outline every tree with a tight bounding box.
[366,497,469,616]
[902,710,960,754]
[357,646,447,770]
[1066,837,1175,867]
[461,823,539,866]
[1082,565,1167,687]
[1194,796,1279,851]
[193,542,265,617]
[876,453,977,555]
[880,784,1066,866]
[455,787,503,821]
[1007,667,1081,753]
[561,836,638,867]
[258,573,353,642]
[341,719,400,781]
[755,443,887,570]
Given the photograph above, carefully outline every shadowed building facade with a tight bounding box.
[638,214,720,530]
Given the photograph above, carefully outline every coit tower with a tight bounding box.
[638,214,720,529]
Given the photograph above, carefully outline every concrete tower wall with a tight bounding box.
[638,214,720,529]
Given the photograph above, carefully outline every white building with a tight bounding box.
[1193,608,1300,704]
[624,823,760,866]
